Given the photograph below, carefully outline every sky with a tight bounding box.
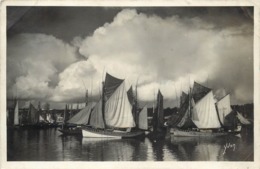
[7,7,254,108]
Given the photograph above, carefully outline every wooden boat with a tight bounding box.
[82,73,145,139]
[169,82,241,137]
[58,91,94,135]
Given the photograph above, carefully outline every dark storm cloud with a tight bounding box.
[7,7,253,42]
[7,7,121,42]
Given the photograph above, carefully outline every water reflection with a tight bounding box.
[7,128,253,161]
[80,138,147,161]
[167,134,251,161]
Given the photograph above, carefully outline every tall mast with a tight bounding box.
[85,89,88,107]
[135,79,139,127]
[188,76,192,119]
[102,81,106,127]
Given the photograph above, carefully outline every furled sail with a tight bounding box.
[157,90,164,128]
[138,106,148,130]
[192,91,221,128]
[89,100,105,129]
[216,94,232,126]
[14,100,19,125]
[105,81,135,128]
[236,112,251,125]
[28,103,39,124]
[67,103,95,125]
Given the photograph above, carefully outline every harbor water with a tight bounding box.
[7,127,253,161]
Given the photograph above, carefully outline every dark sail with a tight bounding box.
[157,90,164,128]
[192,82,211,103]
[104,73,124,101]
[28,103,39,124]
[127,86,134,106]
[171,93,195,129]
[180,92,188,107]
[153,90,164,132]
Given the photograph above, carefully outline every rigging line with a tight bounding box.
[173,82,178,107]
[102,66,106,82]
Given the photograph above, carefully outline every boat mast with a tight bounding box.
[188,76,192,119]
[102,81,106,128]
[85,90,89,107]
[135,79,139,127]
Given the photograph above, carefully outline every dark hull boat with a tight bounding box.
[58,128,82,135]
[168,82,242,137]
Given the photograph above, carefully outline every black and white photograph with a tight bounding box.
[1,0,259,167]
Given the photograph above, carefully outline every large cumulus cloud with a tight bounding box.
[7,9,253,106]
[7,33,82,100]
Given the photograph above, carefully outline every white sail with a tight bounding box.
[14,100,19,125]
[67,103,95,125]
[216,94,232,125]
[105,81,135,128]
[39,115,45,122]
[191,98,199,121]
[89,100,105,129]
[192,91,221,128]
[138,106,148,130]
[237,112,251,125]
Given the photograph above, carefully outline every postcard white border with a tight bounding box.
[1,0,259,169]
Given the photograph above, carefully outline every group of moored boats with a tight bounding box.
[8,73,252,139]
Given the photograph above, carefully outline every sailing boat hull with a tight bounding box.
[170,128,229,137]
[82,127,144,139]
[58,128,82,135]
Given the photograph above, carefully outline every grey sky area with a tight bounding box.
[7,7,253,108]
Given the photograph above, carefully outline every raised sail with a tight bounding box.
[14,100,19,125]
[127,86,134,106]
[237,112,251,125]
[105,80,135,128]
[180,92,188,107]
[67,103,95,125]
[89,100,105,129]
[138,106,148,130]
[192,82,211,103]
[216,94,232,125]
[104,73,124,100]
[82,73,144,138]
[192,91,221,128]
[176,94,195,128]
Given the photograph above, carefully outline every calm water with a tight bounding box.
[7,127,253,161]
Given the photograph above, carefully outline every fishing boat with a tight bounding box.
[81,73,145,139]
[169,82,241,137]
[58,102,95,135]
[147,90,167,139]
